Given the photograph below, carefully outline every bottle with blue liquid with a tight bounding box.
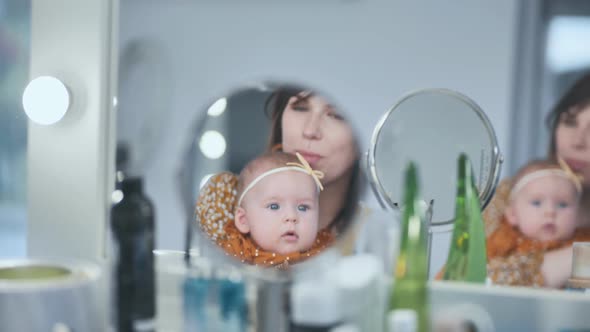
[183,263,247,332]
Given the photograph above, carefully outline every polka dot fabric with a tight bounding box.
[196,172,238,243]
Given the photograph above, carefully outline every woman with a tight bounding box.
[265,85,363,236]
[485,72,590,288]
[196,85,363,264]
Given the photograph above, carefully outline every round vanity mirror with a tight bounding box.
[183,82,362,274]
[368,88,503,226]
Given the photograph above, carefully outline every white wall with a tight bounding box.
[119,0,519,275]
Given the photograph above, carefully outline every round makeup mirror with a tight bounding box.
[182,82,362,273]
[368,88,503,227]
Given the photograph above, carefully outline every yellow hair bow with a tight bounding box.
[558,157,584,193]
[287,152,325,191]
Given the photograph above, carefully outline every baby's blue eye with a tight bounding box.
[268,203,280,210]
[557,201,569,209]
[530,200,542,207]
[297,204,310,212]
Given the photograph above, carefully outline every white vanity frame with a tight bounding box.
[27,0,118,262]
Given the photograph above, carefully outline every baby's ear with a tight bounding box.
[504,205,518,226]
[234,206,250,234]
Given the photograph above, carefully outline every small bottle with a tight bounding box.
[111,176,156,332]
[183,274,210,332]
[388,163,429,332]
[442,153,487,282]
[388,309,417,332]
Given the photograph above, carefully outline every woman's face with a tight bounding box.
[555,105,590,187]
[280,92,357,185]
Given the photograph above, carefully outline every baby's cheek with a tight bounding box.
[565,216,578,234]
[311,216,320,234]
[518,222,538,239]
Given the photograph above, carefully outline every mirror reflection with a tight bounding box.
[369,89,502,226]
[109,0,590,293]
[485,72,590,290]
[193,85,361,267]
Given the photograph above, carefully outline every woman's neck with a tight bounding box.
[318,170,353,231]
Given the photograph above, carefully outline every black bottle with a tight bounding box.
[111,176,156,332]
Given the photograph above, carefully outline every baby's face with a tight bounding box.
[507,175,579,242]
[237,171,319,255]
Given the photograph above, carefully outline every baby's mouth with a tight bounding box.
[542,223,557,234]
[282,231,299,243]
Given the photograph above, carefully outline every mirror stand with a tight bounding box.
[384,198,436,276]
[424,200,434,276]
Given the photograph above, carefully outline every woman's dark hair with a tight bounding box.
[546,72,590,157]
[264,84,308,151]
[336,159,364,235]
[263,85,364,234]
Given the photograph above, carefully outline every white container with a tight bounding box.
[154,250,189,332]
[567,242,590,292]
[0,258,104,332]
[332,254,385,332]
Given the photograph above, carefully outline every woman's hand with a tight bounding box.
[541,245,573,288]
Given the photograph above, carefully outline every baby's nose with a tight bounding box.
[284,210,298,223]
[544,206,556,217]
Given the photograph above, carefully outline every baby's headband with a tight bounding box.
[237,152,324,207]
[509,158,584,200]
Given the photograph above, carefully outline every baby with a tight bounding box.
[486,159,590,285]
[234,151,324,255]
[195,151,334,267]
[199,151,334,268]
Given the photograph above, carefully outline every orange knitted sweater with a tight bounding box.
[486,218,590,260]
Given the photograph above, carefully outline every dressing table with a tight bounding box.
[6,0,590,331]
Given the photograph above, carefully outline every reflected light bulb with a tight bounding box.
[111,190,124,204]
[199,130,226,159]
[207,97,227,117]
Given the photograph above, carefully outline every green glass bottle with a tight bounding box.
[442,153,487,283]
[389,162,429,332]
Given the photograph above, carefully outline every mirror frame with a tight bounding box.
[181,81,364,278]
[366,88,503,226]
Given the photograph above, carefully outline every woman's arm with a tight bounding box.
[541,245,573,288]
[487,252,545,287]
[486,242,574,288]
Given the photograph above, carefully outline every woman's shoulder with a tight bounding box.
[483,177,512,237]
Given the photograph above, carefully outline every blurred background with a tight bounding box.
[2,1,590,276]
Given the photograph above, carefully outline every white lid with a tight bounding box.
[329,323,360,332]
[292,247,342,282]
[291,280,342,326]
[388,309,417,332]
[335,254,382,290]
